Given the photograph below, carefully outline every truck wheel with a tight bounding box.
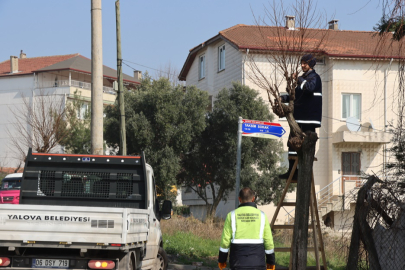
[119,252,135,270]
[154,247,168,270]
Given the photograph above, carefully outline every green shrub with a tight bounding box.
[173,206,190,216]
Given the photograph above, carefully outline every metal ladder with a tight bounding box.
[270,156,327,270]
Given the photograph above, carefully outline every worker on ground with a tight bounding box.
[218,187,275,270]
[278,53,322,180]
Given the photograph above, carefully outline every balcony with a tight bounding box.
[332,130,391,145]
[39,80,116,95]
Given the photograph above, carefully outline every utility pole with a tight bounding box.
[116,0,126,155]
[91,0,104,155]
[235,117,242,209]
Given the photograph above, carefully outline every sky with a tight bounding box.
[0,0,385,79]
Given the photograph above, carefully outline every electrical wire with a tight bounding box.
[122,59,179,78]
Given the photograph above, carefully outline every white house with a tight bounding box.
[178,19,399,230]
[0,51,140,168]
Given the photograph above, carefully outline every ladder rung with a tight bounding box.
[307,247,323,251]
[281,202,296,207]
[275,247,291,252]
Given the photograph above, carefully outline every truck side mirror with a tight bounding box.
[160,200,172,220]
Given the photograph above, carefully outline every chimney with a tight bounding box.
[328,20,339,30]
[134,70,142,81]
[20,50,26,59]
[286,15,295,29]
[10,56,18,73]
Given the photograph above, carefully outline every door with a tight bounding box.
[341,152,361,190]
[144,166,161,260]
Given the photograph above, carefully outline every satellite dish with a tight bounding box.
[346,117,360,132]
[369,118,375,131]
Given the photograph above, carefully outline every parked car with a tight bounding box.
[0,172,22,204]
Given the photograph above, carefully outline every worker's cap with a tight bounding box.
[301,54,316,68]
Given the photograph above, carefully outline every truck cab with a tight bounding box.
[0,173,22,204]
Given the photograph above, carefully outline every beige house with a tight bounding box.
[179,19,399,230]
[0,52,140,167]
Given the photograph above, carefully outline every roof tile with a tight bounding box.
[220,25,401,58]
[0,54,79,77]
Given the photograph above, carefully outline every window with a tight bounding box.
[152,175,160,219]
[77,103,89,120]
[218,44,225,71]
[315,57,325,65]
[342,93,361,120]
[341,152,360,175]
[199,55,205,80]
[1,178,22,190]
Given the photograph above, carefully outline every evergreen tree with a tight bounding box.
[104,75,209,200]
[178,82,285,217]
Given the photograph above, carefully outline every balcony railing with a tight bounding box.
[38,80,116,95]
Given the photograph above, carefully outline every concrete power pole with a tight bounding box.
[116,0,127,155]
[91,0,104,155]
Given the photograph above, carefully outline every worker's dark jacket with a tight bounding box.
[282,69,322,127]
[218,203,275,270]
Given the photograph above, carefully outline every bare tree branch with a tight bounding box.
[7,90,71,162]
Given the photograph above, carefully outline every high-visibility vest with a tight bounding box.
[219,206,274,255]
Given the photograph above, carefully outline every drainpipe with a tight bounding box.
[242,49,249,85]
[383,58,393,179]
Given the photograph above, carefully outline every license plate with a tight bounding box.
[32,259,69,268]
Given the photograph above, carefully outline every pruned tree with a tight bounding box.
[8,90,70,163]
[244,0,331,268]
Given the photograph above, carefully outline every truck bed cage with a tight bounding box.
[20,149,148,208]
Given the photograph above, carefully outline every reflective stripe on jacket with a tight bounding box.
[218,202,275,269]
[281,69,322,127]
[294,69,322,127]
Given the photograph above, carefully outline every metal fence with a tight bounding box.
[371,215,405,270]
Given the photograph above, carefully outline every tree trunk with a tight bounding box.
[346,175,381,270]
[290,131,318,270]
[207,186,225,218]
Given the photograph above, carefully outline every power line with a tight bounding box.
[122,59,179,78]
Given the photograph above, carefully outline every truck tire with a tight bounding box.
[153,247,168,270]
[119,252,135,270]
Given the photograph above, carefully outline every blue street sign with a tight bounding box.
[242,119,286,139]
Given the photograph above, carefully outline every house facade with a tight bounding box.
[179,19,399,229]
[0,52,140,168]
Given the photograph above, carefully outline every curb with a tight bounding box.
[168,264,219,270]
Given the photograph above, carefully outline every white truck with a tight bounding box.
[0,149,172,270]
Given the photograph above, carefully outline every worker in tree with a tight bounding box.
[278,54,322,180]
[218,187,275,270]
